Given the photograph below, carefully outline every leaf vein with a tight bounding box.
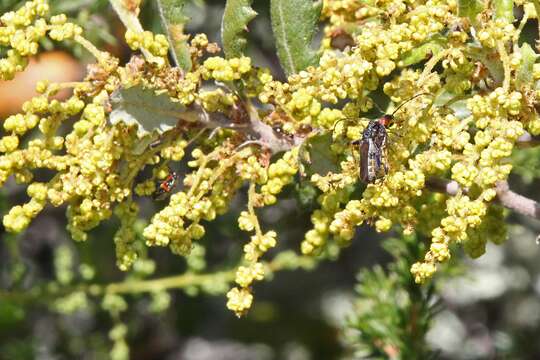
[276,0,296,73]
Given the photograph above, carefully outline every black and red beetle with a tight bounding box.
[344,93,429,183]
[153,170,178,200]
[353,115,391,183]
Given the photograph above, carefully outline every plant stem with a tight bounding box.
[108,0,161,63]
[418,49,450,87]
[103,269,235,295]
[497,41,511,92]
[0,253,314,302]
[248,181,263,238]
[74,35,109,64]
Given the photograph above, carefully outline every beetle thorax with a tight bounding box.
[362,120,388,148]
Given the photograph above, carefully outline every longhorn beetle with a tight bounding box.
[338,93,430,183]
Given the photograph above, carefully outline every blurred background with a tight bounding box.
[1,1,540,359]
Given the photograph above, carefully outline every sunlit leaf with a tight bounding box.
[109,85,184,137]
[516,43,539,88]
[156,0,192,71]
[221,0,257,58]
[270,0,322,76]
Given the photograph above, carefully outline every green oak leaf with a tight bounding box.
[109,85,184,138]
[467,45,504,85]
[457,0,483,25]
[300,132,341,177]
[270,0,322,76]
[156,0,192,71]
[516,43,539,89]
[221,0,258,58]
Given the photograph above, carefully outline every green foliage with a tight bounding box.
[156,0,192,71]
[270,0,322,75]
[511,146,540,184]
[493,0,514,23]
[109,84,186,136]
[515,43,539,89]
[468,44,504,84]
[300,132,341,177]
[0,338,34,360]
[221,0,257,59]
[347,235,440,359]
[0,300,25,328]
[457,0,483,25]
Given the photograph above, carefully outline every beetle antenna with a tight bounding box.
[390,92,431,117]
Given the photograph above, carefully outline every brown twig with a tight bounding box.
[179,101,305,154]
[495,181,540,219]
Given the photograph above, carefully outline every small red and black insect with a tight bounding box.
[346,93,429,183]
[153,170,178,200]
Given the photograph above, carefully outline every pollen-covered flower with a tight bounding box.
[226,287,253,317]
